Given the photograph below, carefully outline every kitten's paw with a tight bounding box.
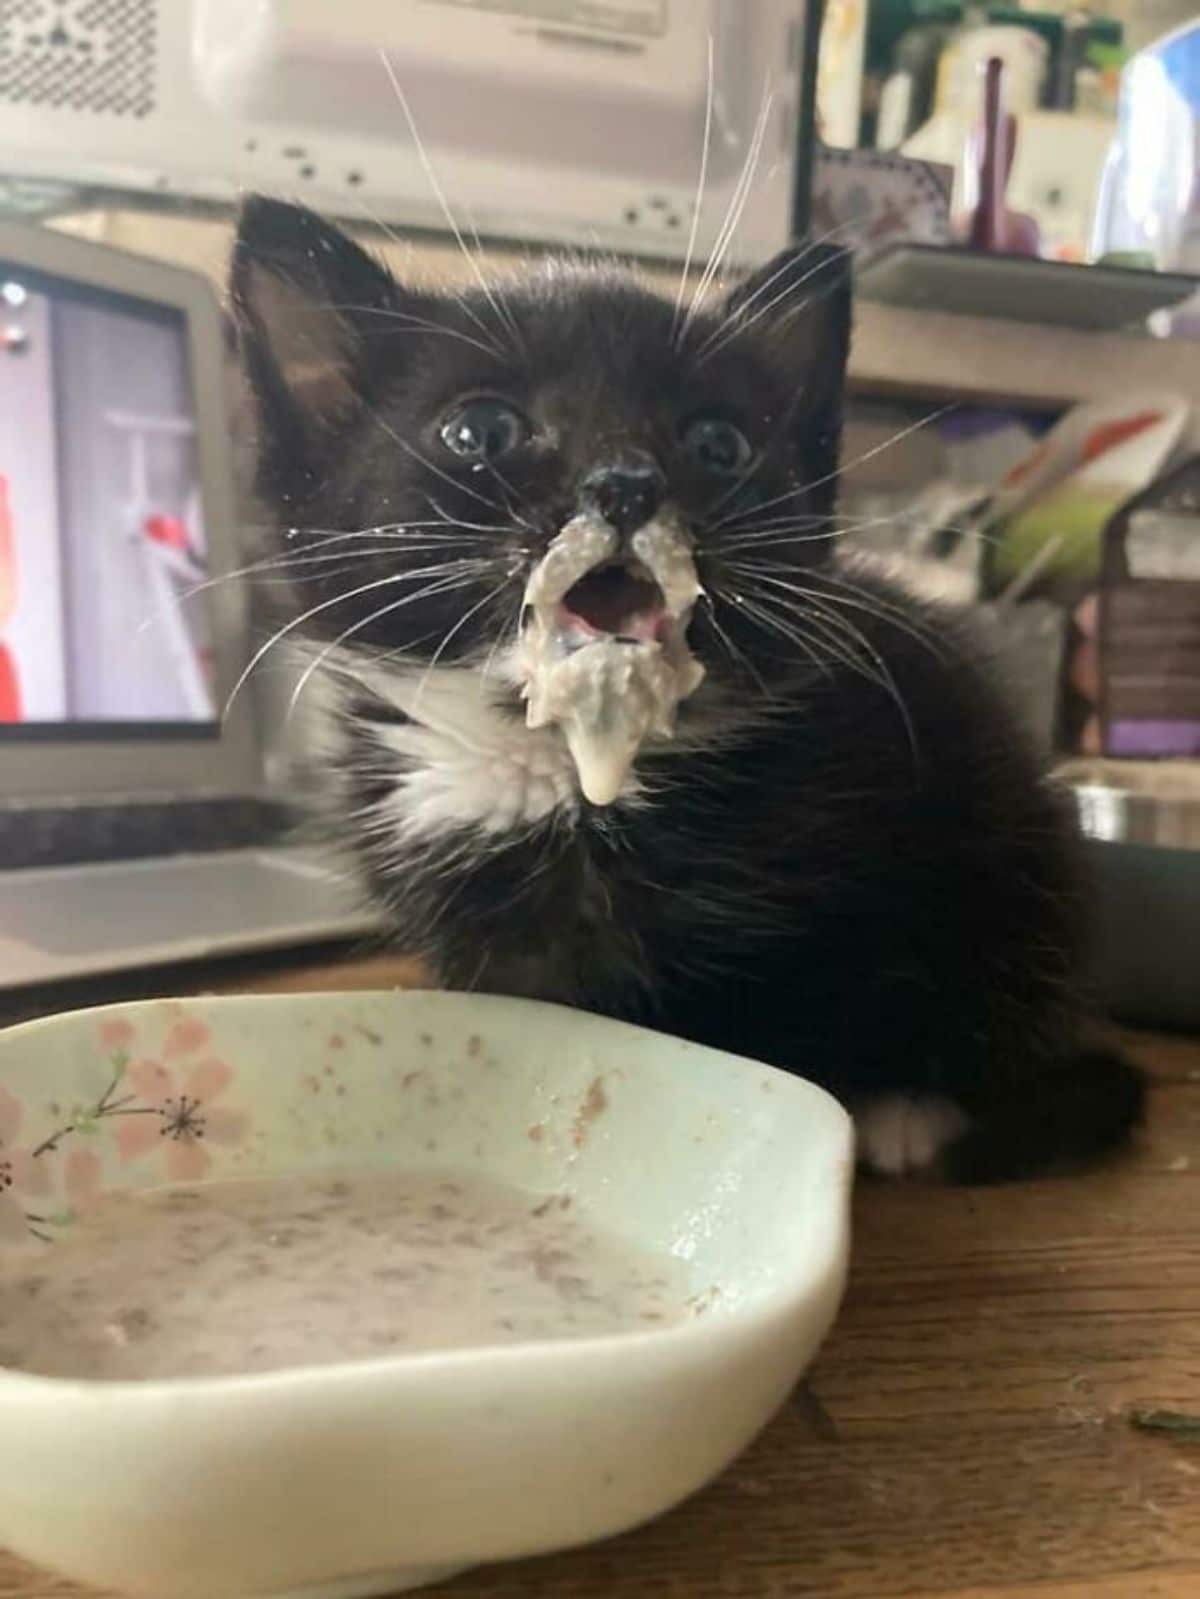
[855,1094,970,1178]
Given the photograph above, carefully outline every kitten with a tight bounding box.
[231,197,1143,1182]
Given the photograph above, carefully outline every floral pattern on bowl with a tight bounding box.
[0,1011,250,1244]
[0,989,851,1599]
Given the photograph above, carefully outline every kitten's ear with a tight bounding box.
[721,242,852,502]
[231,197,399,495]
[721,242,851,374]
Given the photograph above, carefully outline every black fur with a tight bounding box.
[232,197,1143,1182]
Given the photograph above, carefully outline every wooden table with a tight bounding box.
[2,948,1198,1599]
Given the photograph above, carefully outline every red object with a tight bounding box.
[1001,439,1050,489]
[0,474,20,722]
[145,513,190,551]
[0,644,20,722]
[963,58,1040,257]
[1080,412,1163,466]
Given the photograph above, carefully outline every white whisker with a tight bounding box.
[709,404,957,532]
[322,302,505,363]
[678,78,774,346]
[223,558,489,715]
[694,217,857,362]
[370,410,513,516]
[695,239,850,366]
[380,51,524,357]
[726,571,921,756]
[286,570,490,718]
[412,571,520,712]
[671,32,715,342]
[699,594,771,698]
[728,592,830,678]
[462,204,526,356]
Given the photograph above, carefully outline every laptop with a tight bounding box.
[0,219,381,988]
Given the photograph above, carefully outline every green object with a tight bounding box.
[987,485,1128,596]
[1129,1408,1200,1438]
[1097,250,1156,272]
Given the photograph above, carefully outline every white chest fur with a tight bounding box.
[335,661,596,840]
[315,649,751,847]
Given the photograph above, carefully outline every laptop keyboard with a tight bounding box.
[0,798,298,871]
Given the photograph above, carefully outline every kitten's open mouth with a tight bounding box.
[519,510,706,805]
[558,562,667,644]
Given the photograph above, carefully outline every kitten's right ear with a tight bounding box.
[231,197,399,496]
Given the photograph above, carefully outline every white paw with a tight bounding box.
[855,1094,970,1178]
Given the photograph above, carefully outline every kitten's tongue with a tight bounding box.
[521,512,704,805]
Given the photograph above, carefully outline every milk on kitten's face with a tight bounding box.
[519,510,705,803]
[230,196,849,759]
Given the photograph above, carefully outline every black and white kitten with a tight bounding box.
[231,197,1142,1182]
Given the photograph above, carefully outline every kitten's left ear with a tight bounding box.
[720,242,851,375]
[230,197,404,500]
[719,242,852,505]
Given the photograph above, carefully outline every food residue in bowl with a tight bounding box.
[0,1169,692,1381]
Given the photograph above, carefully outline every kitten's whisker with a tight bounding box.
[412,571,520,712]
[421,496,518,536]
[224,558,488,715]
[696,243,851,366]
[700,593,771,698]
[740,588,886,696]
[683,86,772,335]
[462,205,527,357]
[479,590,521,687]
[467,458,540,539]
[187,552,456,598]
[321,302,506,363]
[688,216,856,366]
[380,51,523,358]
[286,571,489,718]
[423,495,534,553]
[728,572,921,754]
[671,32,715,345]
[169,535,486,615]
[679,77,774,345]
[225,572,409,715]
[798,404,959,504]
[714,523,841,551]
[687,249,798,362]
[803,598,919,761]
[714,502,962,542]
[703,441,792,522]
[796,568,951,662]
[727,592,831,678]
[709,405,957,533]
[370,411,511,516]
[279,519,502,542]
[350,124,503,357]
[714,508,898,548]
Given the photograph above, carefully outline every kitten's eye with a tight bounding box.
[679,415,754,477]
[439,397,529,460]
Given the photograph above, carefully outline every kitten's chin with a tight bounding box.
[516,510,706,804]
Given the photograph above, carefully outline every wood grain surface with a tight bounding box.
[1,952,1197,1599]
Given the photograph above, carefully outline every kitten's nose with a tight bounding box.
[580,454,666,536]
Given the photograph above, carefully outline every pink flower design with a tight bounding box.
[0,1085,49,1242]
[99,1017,136,1052]
[116,1055,247,1181]
[162,1016,212,1060]
[0,1087,100,1241]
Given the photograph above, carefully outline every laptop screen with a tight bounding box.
[0,260,217,740]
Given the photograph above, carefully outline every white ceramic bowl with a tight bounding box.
[0,990,852,1599]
